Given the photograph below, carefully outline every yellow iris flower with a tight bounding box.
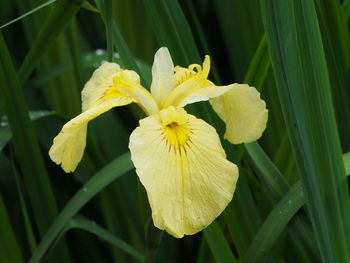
[49,47,268,238]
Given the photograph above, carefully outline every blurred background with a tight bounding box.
[1,0,350,262]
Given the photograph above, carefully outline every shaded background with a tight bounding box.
[1,0,350,262]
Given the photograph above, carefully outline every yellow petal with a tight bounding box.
[82,62,158,116]
[113,70,159,115]
[150,47,174,107]
[172,54,211,87]
[210,84,268,144]
[129,106,238,238]
[176,85,232,108]
[49,97,132,172]
[50,62,134,172]
[82,62,121,111]
[164,56,222,108]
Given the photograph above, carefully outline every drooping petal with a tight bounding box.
[210,84,268,144]
[83,62,158,116]
[113,70,159,115]
[49,97,132,172]
[49,62,137,173]
[82,62,121,111]
[129,106,238,238]
[150,47,174,107]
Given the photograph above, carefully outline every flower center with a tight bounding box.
[163,122,190,148]
[159,106,190,148]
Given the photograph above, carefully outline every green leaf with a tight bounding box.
[144,217,163,263]
[240,5,317,261]
[213,0,264,81]
[29,152,133,263]
[0,30,59,236]
[183,1,220,83]
[82,0,99,13]
[245,142,318,260]
[0,31,71,262]
[0,127,11,152]
[18,0,84,84]
[142,0,200,65]
[64,216,144,262]
[223,171,263,256]
[315,0,350,150]
[343,0,350,22]
[343,152,350,175]
[0,196,24,263]
[245,142,289,200]
[242,181,304,263]
[0,0,57,29]
[260,0,350,261]
[0,111,55,152]
[103,0,114,62]
[94,0,148,87]
[203,221,237,263]
[12,165,37,253]
[243,36,270,91]
[66,19,84,89]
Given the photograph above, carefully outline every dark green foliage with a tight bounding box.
[1,0,350,262]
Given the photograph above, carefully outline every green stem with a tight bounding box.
[104,0,114,62]
[144,218,164,263]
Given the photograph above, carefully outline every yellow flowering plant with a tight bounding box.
[49,47,268,238]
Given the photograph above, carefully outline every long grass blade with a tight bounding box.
[315,0,350,150]
[0,30,58,237]
[242,181,304,263]
[103,0,114,62]
[0,0,57,29]
[94,0,148,86]
[64,216,144,262]
[0,126,11,152]
[213,0,264,81]
[29,152,133,263]
[0,30,72,262]
[260,0,350,261]
[66,20,84,89]
[11,163,37,253]
[245,142,318,260]
[0,196,24,263]
[142,0,200,65]
[243,36,270,91]
[203,221,237,263]
[343,0,350,21]
[245,142,289,199]
[223,172,263,256]
[18,0,84,84]
[144,217,163,263]
[1,111,54,152]
[184,1,220,82]
[344,152,350,175]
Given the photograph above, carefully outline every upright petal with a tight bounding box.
[210,84,268,144]
[49,97,132,172]
[129,107,238,238]
[163,56,227,108]
[150,47,174,107]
